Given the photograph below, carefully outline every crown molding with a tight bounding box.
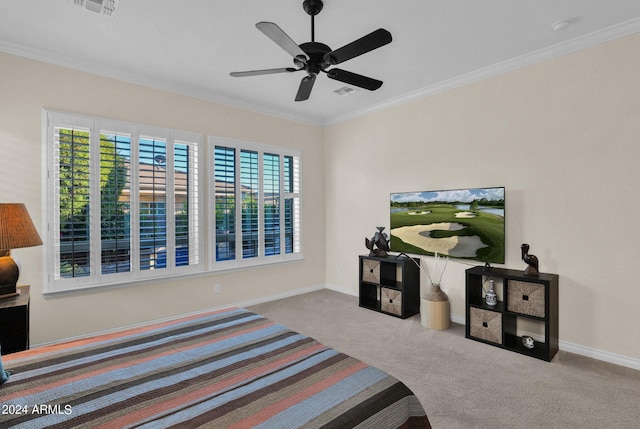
[323,17,640,126]
[3,16,639,129]
[0,41,323,128]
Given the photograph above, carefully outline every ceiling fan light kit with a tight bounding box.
[230,0,392,102]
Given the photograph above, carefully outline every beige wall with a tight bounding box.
[0,52,325,345]
[2,32,640,364]
[324,33,640,361]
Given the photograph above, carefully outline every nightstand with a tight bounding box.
[0,285,30,355]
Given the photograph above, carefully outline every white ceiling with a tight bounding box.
[1,0,640,126]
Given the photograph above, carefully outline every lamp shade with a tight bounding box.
[0,203,43,250]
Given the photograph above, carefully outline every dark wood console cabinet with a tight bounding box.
[465,267,558,361]
[359,255,420,319]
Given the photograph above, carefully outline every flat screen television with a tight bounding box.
[390,186,505,264]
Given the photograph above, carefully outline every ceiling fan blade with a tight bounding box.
[256,22,307,61]
[230,67,298,77]
[325,28,392,65]
[295,75,316,102]
[327,68,383,91]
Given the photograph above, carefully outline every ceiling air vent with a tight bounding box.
[72,0,120,17]
[333,87,360,96]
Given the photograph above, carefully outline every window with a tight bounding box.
[46,112,201,292]
[45,111,302,293]
[211,138,302,269]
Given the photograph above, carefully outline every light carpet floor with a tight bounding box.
[249,289,640,429]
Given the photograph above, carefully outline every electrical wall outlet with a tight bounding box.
[214,284,222,294]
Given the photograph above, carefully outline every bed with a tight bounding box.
[1,307,430,428]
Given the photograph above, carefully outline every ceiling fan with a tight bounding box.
[230,0,392,102]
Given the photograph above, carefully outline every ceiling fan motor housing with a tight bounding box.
[303,0,324,16]
[298,41,332,75]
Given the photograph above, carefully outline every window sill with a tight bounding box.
[42,253,304,297]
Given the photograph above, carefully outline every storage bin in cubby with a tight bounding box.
[361,258,381,284]
[381,287,402,316]
[507,280,545,318]
[469,307,503,345]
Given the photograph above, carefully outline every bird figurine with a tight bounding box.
[365,227,390,257]
[521,243,539,276]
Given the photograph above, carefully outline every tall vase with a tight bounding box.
[425,284,450,330]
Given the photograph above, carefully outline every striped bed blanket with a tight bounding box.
[1,307,430,428]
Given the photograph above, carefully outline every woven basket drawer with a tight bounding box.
[381,287,402,316]
[362,259,381,284]
[507,280,545,317]
[469,308,502,345]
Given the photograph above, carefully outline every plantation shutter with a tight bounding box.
[284,155,300,254]
[99,131,132,274]
[54,126,93,279]
[214,146,236,262]
[138,137,168,271]
[263,153,280,256]
[241,150,259,259]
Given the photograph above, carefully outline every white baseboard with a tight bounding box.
[557,340,640,371]
[33,283,326,349]
[326,283,640,371]
[34,282,640,372]
[326,282,357,296]
[450,313,465,325]
[229,283,326,309]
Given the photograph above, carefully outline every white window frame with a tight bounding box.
[43,111,303,294]
[44,110,203,293]
[208,137,303,271]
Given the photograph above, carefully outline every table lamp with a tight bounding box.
[0,203,43,297]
